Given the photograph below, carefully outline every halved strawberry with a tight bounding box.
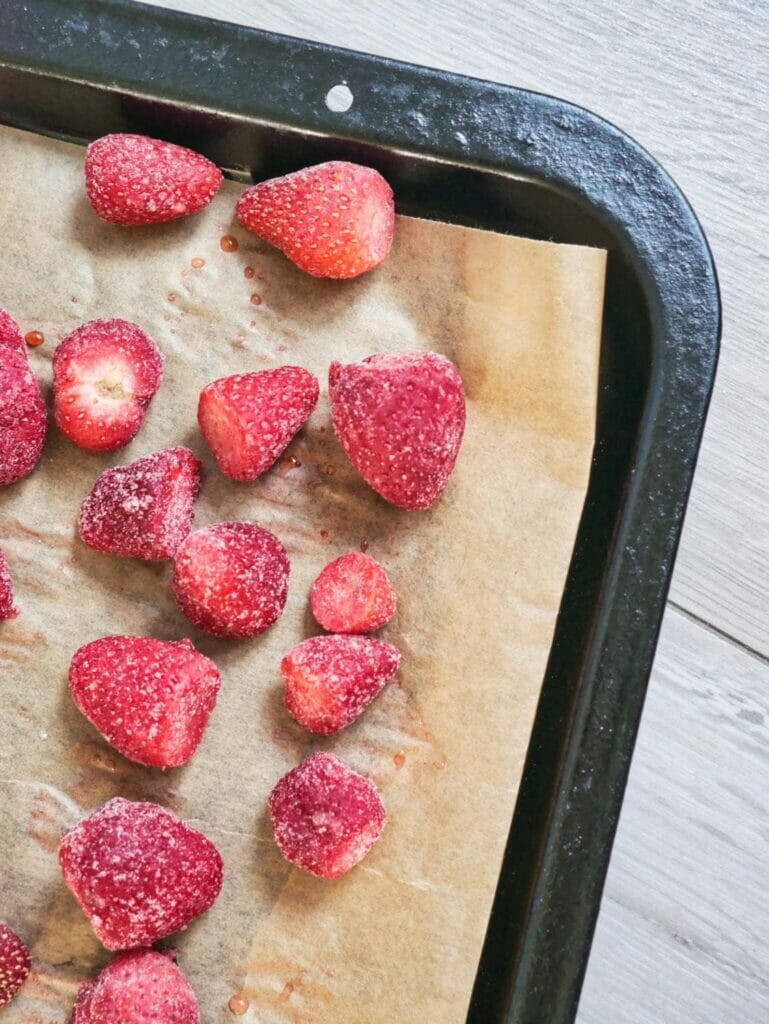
[53,319,164,451]
[79,447,201,560]
[269,753,386,878]
[198,367,319,481]
[69,635,221,768]
[85,134,222,226]
[0,548,19,621]
[0,306,47,486]
[72,950,199,1024]
[329,351,466,510]
[59,797,223,950]
[282,634,400,735]
[311,551,396,634]
[173,522,290,638]
[236,161,394,279]
[0,922,31,1008]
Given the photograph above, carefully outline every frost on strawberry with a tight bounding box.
[282,634,400,735]
[53,318,164,451]
[0,548,19,620]
[0,306,47,486]
[269,753,386,878]
[85,133,222,226]
[329,350,466,510]
[198,366,319,481]
[69,635,221,768]
[311,551,396,634]
[173,522,289,638]
[0,921,31,1008]
[59,798,223,950]
[236,161,394,279]
[79,447,201,560]
[71,950,200,1024]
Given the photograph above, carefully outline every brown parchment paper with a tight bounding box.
[0,123,605,1024]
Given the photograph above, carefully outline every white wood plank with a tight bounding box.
[143,0,769,654]
[579,605,769,1023]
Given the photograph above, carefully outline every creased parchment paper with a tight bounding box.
[0,123,604,1023]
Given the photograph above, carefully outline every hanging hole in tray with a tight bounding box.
[325,83,354,112]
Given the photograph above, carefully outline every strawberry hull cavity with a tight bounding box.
[329,351,466,510]
[85,134,222,226]
[311,551,396,634]
[198,366,319,481]
[79,447,201,560]
[0,549,19,620]
[69,635,221,768]
[269,753,386,878]
[53,319,164,451]
[236,161,394,279]
[0,922,31,1008]
[58,798,223,950]
[282,634,400,735]
[0,306,47,486]
[173,522,290,638]
[72,950,200,1024]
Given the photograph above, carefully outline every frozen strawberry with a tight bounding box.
[282,634,400,735]
[0,549,19,620]
[69,635,221,768]
[329,351,466,510]
[53,319,164,451]
[173,522,289,638]
[311,551,396,634]
[0,306,47,486]
[85,133,222,226]
[236,161,394,279]
[79,447,201,560]
[59,797,223,950]
[0,922,31,1008]
[198,366,319,481]
[269,753,386,878]
[71,950,199,1024]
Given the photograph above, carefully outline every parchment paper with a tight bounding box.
[0,124,605,1023]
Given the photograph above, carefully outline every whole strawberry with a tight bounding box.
[329,351,466,510]
[85,134,222,226]
[79,447,201,560]
[236,161,394,279]
[0,922,31,1008]
[72,951,199,1024]
[59,797,223,950]
[311,551,396,634]
[69,636,221,768]
[0,306,47,486]
[198,366,319,481]
[0,548,19,620]
[53,319,164,451]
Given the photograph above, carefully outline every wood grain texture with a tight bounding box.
[136,0,769,1020]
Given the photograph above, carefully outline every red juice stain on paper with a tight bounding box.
[393,752,406,769]
[250,293,262,306]
[228,993,249,1015]
[319,529,330,541]
[360,538,370,553]
[279,455,302,475]
[25,330,44,347]
[167,292,177,302]
[244,266,255,279]
[220,234,239,252]
[191,257,206,269]
[325,465,336,476]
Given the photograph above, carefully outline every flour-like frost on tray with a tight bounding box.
[0,123,604,1024]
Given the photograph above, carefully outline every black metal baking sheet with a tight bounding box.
[0,2,721,1021]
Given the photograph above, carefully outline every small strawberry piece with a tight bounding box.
[329,351,466,511]
[198,367,319,481]
[0,549,19,620]
[0,306,47,486]
[0,922,31,1008]
[53,319,164,451]
[59,797,223,950]
[311,551,396,634]
[85,134,222,226]
[282,634,400,735]
[69,635,221,769]
[173,522,289,638]
[236,161,394,279]
[79,447,201,560]
[71,950,199,1024]
[269,752,386,878]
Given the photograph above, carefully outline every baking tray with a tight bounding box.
[0,1,721,1021]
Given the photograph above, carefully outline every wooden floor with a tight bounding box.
[146,1,769,1019]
